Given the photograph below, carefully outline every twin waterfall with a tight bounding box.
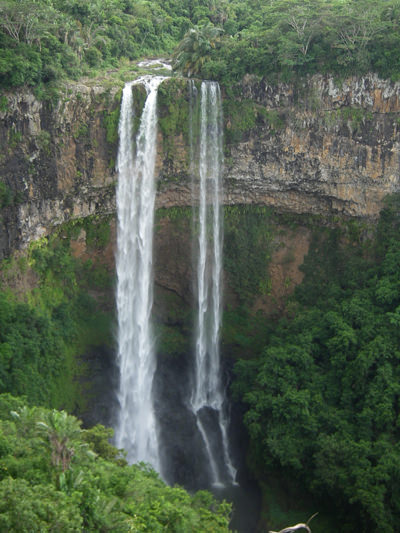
[115,76,236,487]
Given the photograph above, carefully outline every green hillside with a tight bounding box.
[1,0,400,89]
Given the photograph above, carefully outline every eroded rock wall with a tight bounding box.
[1,73,400,261]
[0,83,120,258]
[224,74,400,217]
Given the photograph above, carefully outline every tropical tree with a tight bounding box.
[328,0,386,70]
[0,394,231,532]
[36,409,88,472]
[173,23,223,76]
[10,405,42,437]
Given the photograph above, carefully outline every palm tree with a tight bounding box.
[37,410,83,472]
[11,405,42,437]
[173,23,223,77]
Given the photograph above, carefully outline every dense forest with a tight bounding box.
[0,393,230,531]
[1,0,400,89]
[232,196,400,532]
[0,219,233,531]
[1,0,400,532]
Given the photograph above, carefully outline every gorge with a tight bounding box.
[1,68,400,532]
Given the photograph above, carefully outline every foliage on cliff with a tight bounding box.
[0,0,190,89]
[233,195,400,532]
[0,393,231,531]
[173,0,400,83]
[224,206,273,303]
[0,218,113,411]
[2,0,400,89]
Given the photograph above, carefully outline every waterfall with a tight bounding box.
[191,81,237,486]
[114,74,235,487]
[115,76,165,471]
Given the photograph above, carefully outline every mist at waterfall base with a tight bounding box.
[114,77,260,532]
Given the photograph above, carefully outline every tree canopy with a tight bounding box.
[1,0,400,89]
[174,0,400,83]
[233,195,400,532]
[0,393,231,531]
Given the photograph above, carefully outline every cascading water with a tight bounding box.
[114,72,236,490]
[191,81,237,486]
[115,76,165,472]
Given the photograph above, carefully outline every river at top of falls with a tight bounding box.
[114,75,166,471]
[137,58,172,71]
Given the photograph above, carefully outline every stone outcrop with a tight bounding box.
[224,74,400,217]
[1,73,400,260]
[0,82,119,258]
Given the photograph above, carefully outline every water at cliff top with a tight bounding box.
[115,76,165,471]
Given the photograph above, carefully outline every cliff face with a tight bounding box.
[0,83,119,258]
[224,74,400,218]
[1,73,400,260]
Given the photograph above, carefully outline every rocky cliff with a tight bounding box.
[1,73,400,260]
[224,73,400,218]
[0,82,120,258]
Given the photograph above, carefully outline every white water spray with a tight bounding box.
[115,76,165,471]
[191,81,237,486]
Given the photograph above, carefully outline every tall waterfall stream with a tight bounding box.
[114,74,259,530]
[191,81,236,486]
[115,76,165,470]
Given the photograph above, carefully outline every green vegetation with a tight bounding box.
[81,215,112,251]
[156,206,192,225]
[154,209,192,359]
[0,394,231,531]
[0,182,13,208]
[132,84,148,136]
[8,128,22,149]
[0,0,190,89]
[224,205,274,303]
[173,0,400,84]
[323,107,374,133]
[223,97,258,143]
[222,305,272,360]
[233,195,400,532]
[223,93,286,144]
[0,94,8,111]
[0,217,114,411]
[103,89,123,147]
[36,130,52,156]
[156,324,188,358]
[158,78,191,158]
[2,0,400,90]
[173,23,223,77]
